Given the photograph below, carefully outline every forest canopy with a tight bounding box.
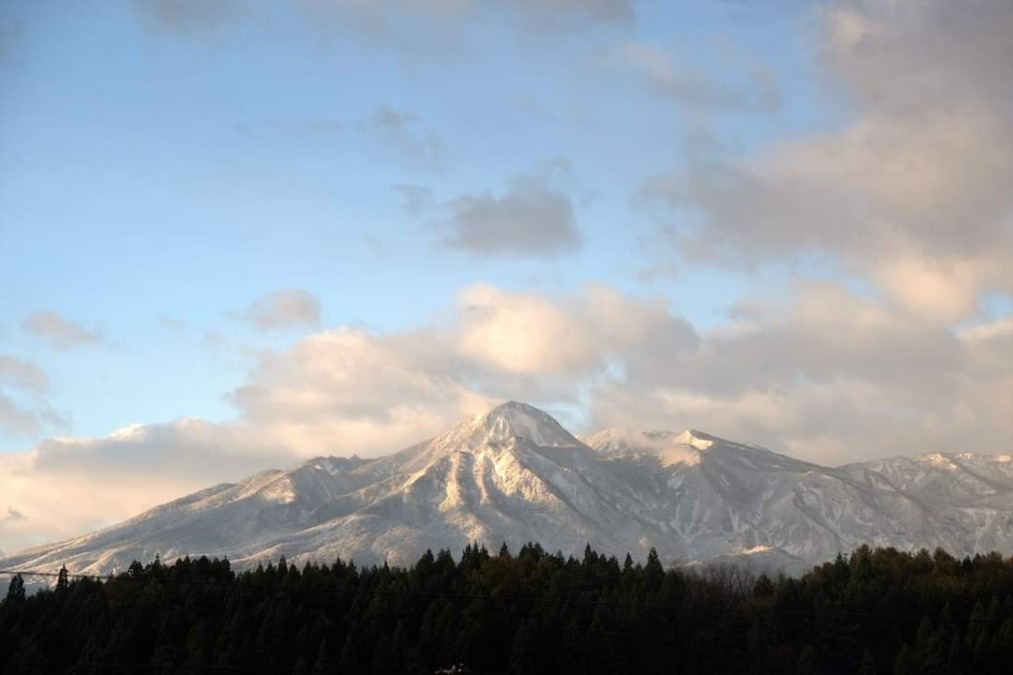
[2,544,1013,674]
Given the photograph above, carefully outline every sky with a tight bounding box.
[0,0,1011,553]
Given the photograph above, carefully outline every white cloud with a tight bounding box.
[228,283,698,448]
[226,280,1009,468]
[588,284,1012,464]
[229,327,491,454]
[457,284,599,375]
[3,281,1011,553]
[640,0,1013,321]
[0,419,301,553]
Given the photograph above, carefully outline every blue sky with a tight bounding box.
[1,0,1011,551]
[1,0,817,442]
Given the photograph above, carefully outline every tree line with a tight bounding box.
[1,543,1012,673]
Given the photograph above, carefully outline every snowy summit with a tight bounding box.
[3,402,1012,577]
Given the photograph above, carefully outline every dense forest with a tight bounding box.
[1,544,1012,674]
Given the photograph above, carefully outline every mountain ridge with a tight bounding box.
[3,401,1011,577]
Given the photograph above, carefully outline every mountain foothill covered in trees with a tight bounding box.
[2,543,1013,674]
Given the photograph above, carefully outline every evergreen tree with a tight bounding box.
[859,647,878,675]
[3,573,25,605]
[2,545,1013,673]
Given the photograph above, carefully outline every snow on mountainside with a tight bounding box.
[2,402,1012,578]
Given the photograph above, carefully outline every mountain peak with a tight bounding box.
[584,427,722,454]
[482,400,546,422]
[7,407,1013,579]
[583,428,708,465]
[673,429,717,450]
[464,401,580,448]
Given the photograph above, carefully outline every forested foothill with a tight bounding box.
[2,544,1012,674]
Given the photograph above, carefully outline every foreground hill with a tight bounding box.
[2,402,1012,575]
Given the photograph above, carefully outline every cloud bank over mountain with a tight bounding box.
[3,280,1010,553]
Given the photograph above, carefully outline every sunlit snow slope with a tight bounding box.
[3,402,1012,576]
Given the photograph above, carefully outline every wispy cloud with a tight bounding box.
[367,106,444,170]
[0,392,66,438]
[22,312,104,349]
[238,290,322,331]
[393,184,435,215]
[621,43,747,111]
[131,0,631,45]
[0,357,65,438]
[132,0,246,37]
[0,356,49,394]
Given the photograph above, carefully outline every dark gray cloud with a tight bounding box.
[437,171,582,257]
[239,290,322,331]
[22,312,104,349]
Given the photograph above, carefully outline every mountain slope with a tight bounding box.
[3,402,1012,576]
[582,428,1013,566]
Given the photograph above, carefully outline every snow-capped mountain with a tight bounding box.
[3,402,1012,577]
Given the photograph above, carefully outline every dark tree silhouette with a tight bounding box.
[1,545,1012,673]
